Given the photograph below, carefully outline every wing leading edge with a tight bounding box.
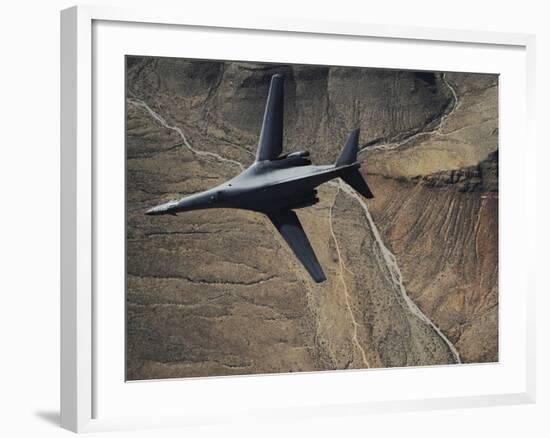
[256,74,284,162]
[267,209,326,283]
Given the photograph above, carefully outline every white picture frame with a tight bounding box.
[60,4,536,433]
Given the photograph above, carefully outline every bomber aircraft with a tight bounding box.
[146,74,374,282]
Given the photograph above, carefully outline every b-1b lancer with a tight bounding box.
[146,74,374,283]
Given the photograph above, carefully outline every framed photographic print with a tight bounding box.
[61,5,536,433]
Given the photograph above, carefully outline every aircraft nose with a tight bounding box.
[145,205,170,216]
[145,190,218,216]
[145,199,179,216]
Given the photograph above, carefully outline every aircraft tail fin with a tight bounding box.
[335,128,360,167]
[256,74,284,161]
[336,129,374,198]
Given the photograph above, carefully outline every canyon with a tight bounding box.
[125,57,498,379]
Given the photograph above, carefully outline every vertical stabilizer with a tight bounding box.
[337,129,374,198]
[335,128,360,167]
[256,74,284,161]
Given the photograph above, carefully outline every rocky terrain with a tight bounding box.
[125,57,498,380]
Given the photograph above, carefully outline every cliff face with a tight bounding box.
[126,57,498,380]
[367,159,498,363]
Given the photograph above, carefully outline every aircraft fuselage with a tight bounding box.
[145,73,373,282]
[146,153,360,216]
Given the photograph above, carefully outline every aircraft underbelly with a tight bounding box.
[239,167,345,210]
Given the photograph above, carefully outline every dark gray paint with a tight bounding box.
[146,74,374,282]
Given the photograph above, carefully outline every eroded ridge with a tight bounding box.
[335,180,462,364]
[362,73,459,152]
[128,97,245,171]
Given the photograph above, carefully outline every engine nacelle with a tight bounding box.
[286,191,319,210]
[287,150,310,158]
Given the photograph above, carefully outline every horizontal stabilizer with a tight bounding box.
[267,209,326,283]
[342,169,374,199]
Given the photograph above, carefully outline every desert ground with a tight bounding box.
[125,58,498,380]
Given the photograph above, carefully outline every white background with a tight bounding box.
[0,0,547,437]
